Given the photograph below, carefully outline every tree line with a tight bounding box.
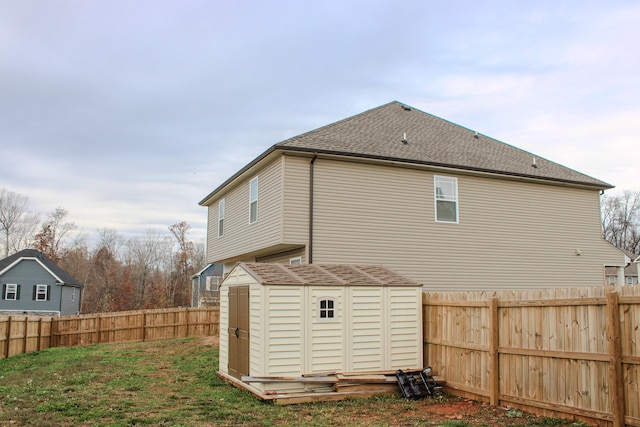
[0,188,205,313]
[601,190,640,255]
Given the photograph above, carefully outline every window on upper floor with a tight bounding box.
[218,198,225,237]
[249,177,259,224]
[434,176,458,223]
[71,287,76,302]
[34,284,49,301]
[2,284,19,300]
[318,297,336,321]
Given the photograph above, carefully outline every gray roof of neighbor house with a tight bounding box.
[235,262,422,287]
[200,101,611,205]
[0,249,84,287]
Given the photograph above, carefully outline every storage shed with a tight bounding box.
[218,262,424,399]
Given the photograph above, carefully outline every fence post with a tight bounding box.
[37,317,43,351]
[489,297,500,406]
[22,316,28,355]
[605,290,624,426]
[184,307,190,337]
[4,316,12,358]
[142,311,147,342]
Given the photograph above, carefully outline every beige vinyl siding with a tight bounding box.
[255,248,306,264]
[206,158,284,264]
[311,159,623,290]
[282,155,310,245]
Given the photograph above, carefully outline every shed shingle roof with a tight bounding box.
[237,262,422,286]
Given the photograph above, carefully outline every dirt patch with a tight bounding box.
[198,335,219,346]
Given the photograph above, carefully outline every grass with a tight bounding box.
[0,338,591,426]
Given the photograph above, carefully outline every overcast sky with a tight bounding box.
[1,1,639,244]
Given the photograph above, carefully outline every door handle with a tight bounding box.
[234,327,239,338]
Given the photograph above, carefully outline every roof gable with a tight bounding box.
[235,262,422,286]
[0,249,83,287]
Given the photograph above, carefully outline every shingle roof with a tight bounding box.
[0,249,83,287]
[276,101,611,188]
[199,101,611,205]
[237,262,422,287]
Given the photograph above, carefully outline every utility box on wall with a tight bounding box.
[219,262,423,395]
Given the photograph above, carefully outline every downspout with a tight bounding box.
[309,153,318,264]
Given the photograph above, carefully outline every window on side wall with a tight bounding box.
[289,257,302,265]
[249,177,259,224]
[35,284,49,301]
[218,198,225,237]
[434,176,458,223]
[3,283,19,300]
[318,297,336,321]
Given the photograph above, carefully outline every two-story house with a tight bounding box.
[199,101,626,291]
[0,249,83,316]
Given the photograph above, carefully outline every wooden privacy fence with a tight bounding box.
[423,286,640,427]
[1,306,220,358]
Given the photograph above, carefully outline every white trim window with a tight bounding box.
[4,283,18,300]
[318,297,336,321]
[249,177,259,224]
[35,284,49,301]
[434,176,459,223]
[218,198,225,237]
[289,256,302,265]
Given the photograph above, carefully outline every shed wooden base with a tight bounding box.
[218,371,400,405]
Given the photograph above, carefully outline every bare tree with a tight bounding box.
[169,221,195,306]
[0,188,39,257]
[34,208,78,262]
[126,230,173,309]
[602,191,640,254]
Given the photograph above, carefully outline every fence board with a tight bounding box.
[423,286,640,427]
[0,307,220,358]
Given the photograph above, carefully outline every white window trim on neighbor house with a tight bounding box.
[318,297,336,321]
[434,176,459,223]
[4,283,18,300]
[218,198,225,237]
[249,177,259,224]
[35,284,48,301]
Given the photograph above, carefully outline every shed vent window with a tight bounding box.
[434,176,458,223]
[318,298,336,320]
[249,177,259,224]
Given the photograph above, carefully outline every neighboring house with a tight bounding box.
[199,101,626,291]
[605,250,639,285]
[191,263,223,307]
[0,249,83,316]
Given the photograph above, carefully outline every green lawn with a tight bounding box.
[0,337,589,426]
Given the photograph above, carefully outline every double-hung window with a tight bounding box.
[434,176,459,223]
[218,198,225,237]
[35,284,49,301]
[249,177,259,224]
[3,284,18,300]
